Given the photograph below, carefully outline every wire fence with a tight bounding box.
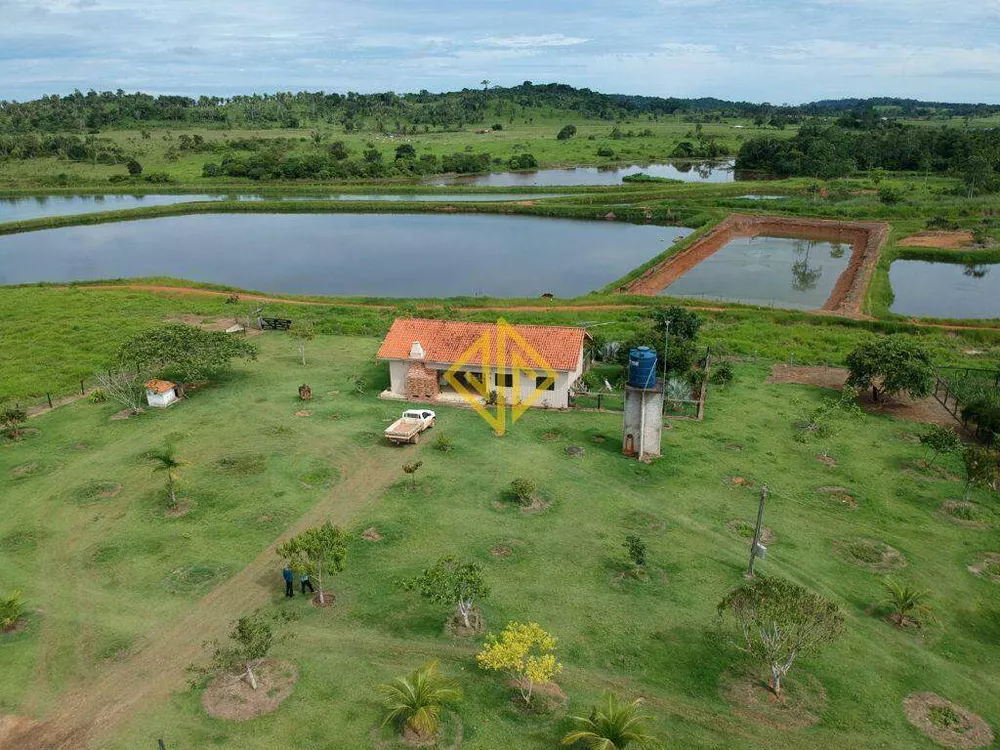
[933,365,1000,445]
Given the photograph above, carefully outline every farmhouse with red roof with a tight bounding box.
[377,318,588,408]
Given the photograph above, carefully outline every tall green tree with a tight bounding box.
[844,335,934,403]
[405,555,489,629]
[718,576,844,696]
[117,324,257,383]
[276,521,349,605]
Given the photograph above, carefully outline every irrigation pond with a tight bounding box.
[429,160,736,186]
[888,260,1000,319]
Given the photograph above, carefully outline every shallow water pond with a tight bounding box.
[0,193,563,224]
[889,260,1000,319]
[429,160,736,186]
[661,236,851,309]
[0,213,690,298]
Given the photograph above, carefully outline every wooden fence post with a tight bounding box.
[47,393,53,409]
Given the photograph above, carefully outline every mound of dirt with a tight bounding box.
[898,231,974,249]
[967,552,1000,583]
[727,475,755,488]
[310,591,336,608]
[902,692,994,748]
[202,659,297,721]
[727,519,776,544]
[293,410,313,418]
[833,537,906,572]
[446,608,483,637]
[362,527,383,541]
[507,678,567,713]
[817,486,858,508]
[939,501,992,528]
[719,670,827,730]
[490,544,512,557]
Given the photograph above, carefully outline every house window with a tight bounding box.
[494,372,513,388]
[535,376,555,391]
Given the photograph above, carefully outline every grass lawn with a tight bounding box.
[2,333,998,748]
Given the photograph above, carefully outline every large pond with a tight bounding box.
[889,260,1000,319]
[661,236,852,309]
[429,160,736,187]
[0,193,563,224]
[0,213,691,298]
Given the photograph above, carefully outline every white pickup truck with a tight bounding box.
[384,409,436,445]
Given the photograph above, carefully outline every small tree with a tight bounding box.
[476,621,562,706]
[919,425,963,467]
[652,305,702,342]
[147,443,184,507]
[717,576,844,697]
[405,555,489,630]
[126,159,143,176]
[288,322,315,366]
[624,535,647,570]
[562,693,655,749]
[276,521,348,605]
[880,578,933,628]
[963,444,999,500]
[379,661,462,741]
[510,477,536,506]
[117,323,257,384]
[209,611,275,690]
[556,124,577,140]
[402,461,423,489]
[1,405,27,440]
[1,590,24,631]
[844,335,934,403]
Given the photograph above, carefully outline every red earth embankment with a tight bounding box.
[620,214,889,316]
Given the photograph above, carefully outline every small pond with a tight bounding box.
[0,213,691,298]
[661,236,852,309]
[889,260,1000,319]
[429,160,736,187]
[0,193,562,224]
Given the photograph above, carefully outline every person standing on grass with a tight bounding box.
[282,567,294,598]
[300,571,315,595]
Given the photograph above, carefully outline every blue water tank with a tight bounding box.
[628,346,657,389]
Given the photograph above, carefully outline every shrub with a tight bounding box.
[510,478,536,506]
[125,159,143,176]
[624,534,646,569]
[556,124,577,140]
[687,369,707,391]
[711,362,734,386]
[144,171,172,183]
[878,186,903,204]
[1,590,24,630]
[379,661,462,740]
[491,123,503,131]
[433,434,453,452]
[88,389,108,404]
[596,146,615,157]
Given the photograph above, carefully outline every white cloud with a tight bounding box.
[481,34,588,50]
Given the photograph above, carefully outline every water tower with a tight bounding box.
[622,346,665,460]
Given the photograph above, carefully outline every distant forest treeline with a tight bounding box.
[2,83,1000,133]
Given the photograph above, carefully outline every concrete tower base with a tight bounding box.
[622,381,665,460]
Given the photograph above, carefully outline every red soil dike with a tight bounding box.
[621,214,889,316]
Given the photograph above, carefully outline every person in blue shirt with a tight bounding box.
[300,572,315,595]
[282,567,294,598]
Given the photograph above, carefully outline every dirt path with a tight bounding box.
[7,444,411,749]
[70,283,1000,333]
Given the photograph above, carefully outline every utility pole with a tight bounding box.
[746,485,769,578]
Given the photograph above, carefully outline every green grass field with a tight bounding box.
[2,333,998,748]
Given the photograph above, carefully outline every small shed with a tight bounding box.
[145,379,180,408]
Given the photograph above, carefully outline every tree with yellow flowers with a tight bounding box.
[476,621,562,706]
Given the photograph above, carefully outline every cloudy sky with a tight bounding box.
[3,0,1000,103]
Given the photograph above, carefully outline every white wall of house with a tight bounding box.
[383,353,584,409]
[146,388,178,408]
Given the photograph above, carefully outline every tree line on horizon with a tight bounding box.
[2,82,999,134]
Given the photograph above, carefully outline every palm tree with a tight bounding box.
[379,661,462,741]
[881,578,933,627]
[562,694,655,749]
[147,443,183,507]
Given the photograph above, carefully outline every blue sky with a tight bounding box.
[3,0,1000,103]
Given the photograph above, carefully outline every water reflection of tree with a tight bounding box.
[963,263,990,279]
[791,239,823,292]
[829,242,846,259]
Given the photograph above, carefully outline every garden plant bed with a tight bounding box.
[201,659,298,721]
[902,692,995,749]
[620,214,888,315]
[939,501,994,528]
[832,537,906,571]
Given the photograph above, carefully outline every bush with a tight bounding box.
[711,362,734,385]
[556,124,577,140]
[878,186,903,205]
[125,159,143,176]
[596,146,614,157]
[508,153,538,170]
[491,123,503,131]
[624,534,646,568]
[433,434,453,452]
[510,478,536,506]
[688,369,707,391]
[89,389,108,404]
[1,590,23,630]
[144,171,172,183]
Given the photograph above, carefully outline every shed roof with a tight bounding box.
[145,379,176,393]
[377,318,586,372]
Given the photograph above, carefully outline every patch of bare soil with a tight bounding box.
[10,463,38,478]
[898,231,974,249]
[967,552,1000,582]
[490,544,512,557]
[165,501,192,518]
[507,679,567,713]
[817,486,858,508]
[727,519,776,544]
[293,410,313,418]
[310,591,336,608]
[110,408,143,421]
[908,459,962,482]
[718,670,827,730]
[727,475,755,488]
[903,692,994,748]
[445,608,483,637]
[767,364,849,390]
[858,390,969,429]
[938,501,992,529]
[623,510,667,533]
[362,527,383,541]
[726,443,744,451]
[2,618,28,635]
[815,454,838,466]
[165,313,264,337]
[0,715,42,747]
[492,495,551,515]
[202,659,297,721]
[98,482,122,499]
[833,537,906,572]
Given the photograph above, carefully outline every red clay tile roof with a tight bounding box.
[144,379,176,393]
[377,318,586,372]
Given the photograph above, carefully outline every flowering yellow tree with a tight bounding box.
[476,621,562,705]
